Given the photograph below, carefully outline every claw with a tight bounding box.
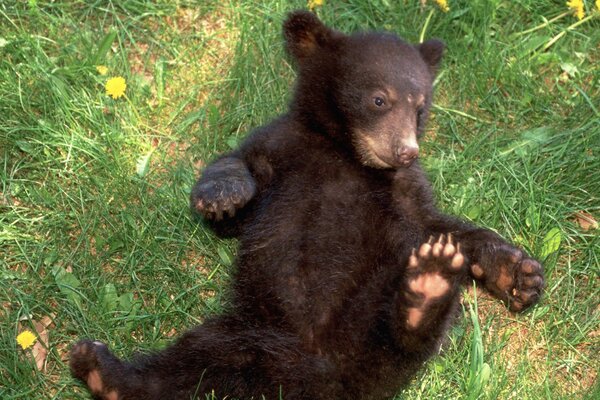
[408,249,419,268]
[432,240,443,257]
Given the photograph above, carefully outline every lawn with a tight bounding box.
[1,0,598,399]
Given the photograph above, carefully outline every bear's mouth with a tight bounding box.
[354,139,394,169]
[369,153,397,169]
[377,154,417,169]
[352,133,414,169]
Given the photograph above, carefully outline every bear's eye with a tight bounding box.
[373,97,385,107]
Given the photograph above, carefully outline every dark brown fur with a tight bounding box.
[70,11,544,400]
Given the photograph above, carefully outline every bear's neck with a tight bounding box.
[289,103,361,168]
[289,68,350,141]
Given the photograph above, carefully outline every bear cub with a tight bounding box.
[70,10,544,400]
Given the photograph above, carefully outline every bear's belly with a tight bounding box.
[233,175,422,347]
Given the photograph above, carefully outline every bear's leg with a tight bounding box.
[391,234,466,350]
[70,316,339,400]
[425,217,544,312]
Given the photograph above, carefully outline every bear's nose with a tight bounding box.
[396,146,419,166]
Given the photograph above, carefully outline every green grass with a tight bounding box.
[1,0,598,399]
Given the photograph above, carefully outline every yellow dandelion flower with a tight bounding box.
[105,76,127,99]
[566,0,585,20]
[308,0,324,11]
[596,0,600,12]
[96,65,108,75]
[17,330,37,350]
[435,0,450,13]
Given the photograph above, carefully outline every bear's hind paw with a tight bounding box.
[70,340,122,400]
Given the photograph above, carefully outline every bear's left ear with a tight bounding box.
[418,39,445,74]
[283,10,336,61]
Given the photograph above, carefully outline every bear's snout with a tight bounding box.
[396,145,419,167]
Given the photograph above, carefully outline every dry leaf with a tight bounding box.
[33,315,54,371]
[574,211,598,231]
[19,314,54,372]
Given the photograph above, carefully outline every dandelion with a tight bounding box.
[105,76,127,99]
[308,0,324,11]
[567,0,585,20]
[17,330,37,350]
[596,0,600,12]
[435,0,450,13]
[96,65,108,75]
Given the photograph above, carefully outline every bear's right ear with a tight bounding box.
[283,11,335,60]
[418,39,445,75]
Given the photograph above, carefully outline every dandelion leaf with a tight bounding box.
[136,148,154,177]
[541,227,562,258]
[52,266,82,306]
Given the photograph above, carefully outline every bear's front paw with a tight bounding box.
[191,158,257,221]
[405,234,465,329]
[191,177,256,221]
[470,244,544,312]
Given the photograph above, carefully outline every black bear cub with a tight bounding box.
[70,10,544,400]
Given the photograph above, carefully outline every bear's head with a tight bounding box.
[284,11,444,169]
